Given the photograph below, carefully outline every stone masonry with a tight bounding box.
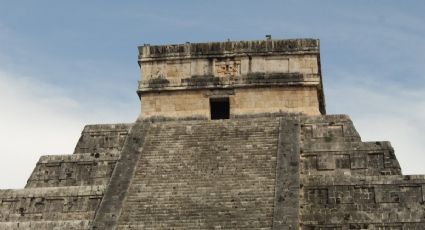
[1,38,424,229]
[138,38,325,118]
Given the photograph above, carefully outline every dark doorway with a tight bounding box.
[210,97,230,120]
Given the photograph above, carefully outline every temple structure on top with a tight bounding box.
[137,38,325,119]
[1,38,425,230]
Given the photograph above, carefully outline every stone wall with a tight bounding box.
[26,153,120,188]
[0,186,104,229]
[140,86,320,119]
[232,86,320,116]
[137,39,325,119]
[139,55,319,89]
[73,124,132,154]
[299,115,425,229]
[301,176,425,230]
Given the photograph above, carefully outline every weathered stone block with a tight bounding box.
[317,152,335,170]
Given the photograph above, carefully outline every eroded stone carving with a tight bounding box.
[214,59,241,77]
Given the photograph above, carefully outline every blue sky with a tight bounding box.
[0,1,424,188]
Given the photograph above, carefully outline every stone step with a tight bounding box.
[117,118,280,229]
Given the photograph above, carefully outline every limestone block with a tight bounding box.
[305,188,328,205]
[335,154,351,169]
[400,185,422,203]
[317,152,335,170]
[328,185,354,204]
[302,155,317,172]
[375,185,400,203]
[288,56,318,74]
[350,153,367,170]
[367,152,384,169]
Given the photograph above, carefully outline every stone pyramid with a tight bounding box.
[1,38,424,229]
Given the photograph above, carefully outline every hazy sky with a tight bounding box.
[0,1,424,188]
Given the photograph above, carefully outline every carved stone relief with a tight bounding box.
[214,59,241,77]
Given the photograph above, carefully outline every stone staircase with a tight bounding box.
[116,118,280,229]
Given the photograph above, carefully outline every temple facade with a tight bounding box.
[138,39,325,119]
